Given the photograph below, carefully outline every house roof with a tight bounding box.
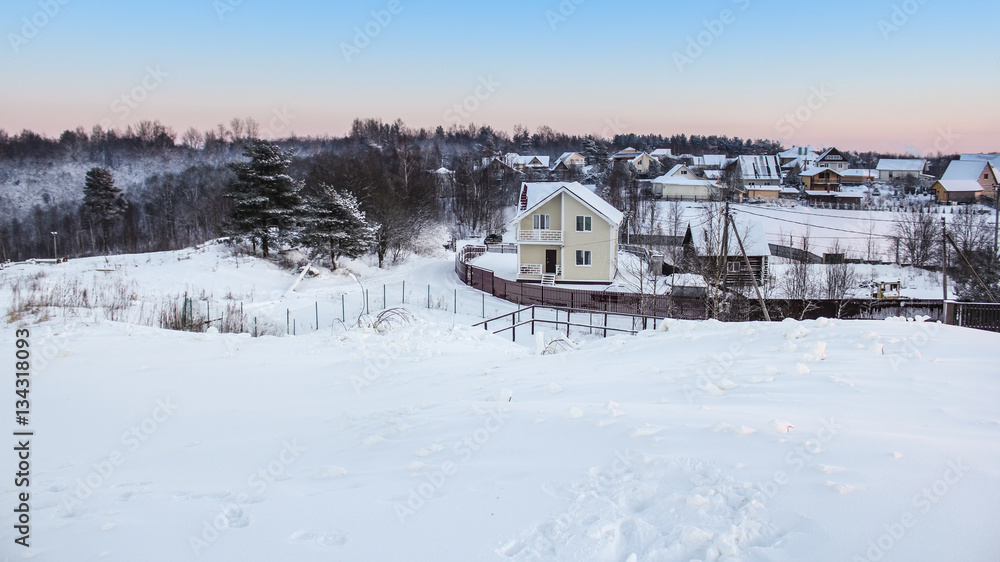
[650,148,673,158]
[653,168,717,186]
[736,155,782,181]
[505,154,550,168]
[960,153,1000,168]
[687,216,770,256]
[693,154,730,168]
[515,182,623,226]
[941,160,990,181]
[779,145,820,158]
[816,148,848,162]
[433,167,453,175]
[876,159,926,172]
[935,180,984,193]
[800,166,842,177]
[613,147,642,158]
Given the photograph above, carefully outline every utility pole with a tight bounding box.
[941,217,948,301]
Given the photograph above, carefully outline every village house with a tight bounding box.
[682,216,770,287]
[730,155,782,201]
[652,165,720,200]
[650,148,673,161]
[513,182,623,285]
[778,145,821,170]
[551,152,586,171]
[613,147,656,174]
[506,154,550,172]
[814,148,850,172]
[932,180,983,204]
[876,158,927,181]
[941,159,998,200]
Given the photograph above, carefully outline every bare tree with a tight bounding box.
[824,241,858,317]
[181,127,204,150]
[782,234,820,319]
[892,209,936,266]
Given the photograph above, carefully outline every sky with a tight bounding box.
[2,0,999,154]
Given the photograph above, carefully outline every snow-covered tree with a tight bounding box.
[82,166,127,252]
[297,184,375,270]
[223,139,302,258]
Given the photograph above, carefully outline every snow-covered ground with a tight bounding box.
[653,200,998,260]
[2,245,999,561]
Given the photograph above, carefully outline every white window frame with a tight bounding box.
[533,214,550,230]
[576,215,592,232]
[727,261,741,273]
[576,250,592,267]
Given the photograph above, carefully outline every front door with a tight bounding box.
[545,250,557,274]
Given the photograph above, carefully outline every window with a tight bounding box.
[576,216,592,232]
[576,250,592,266]
[532,214,550,230]
[727,261,741,273]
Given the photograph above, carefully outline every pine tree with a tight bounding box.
[297,185,376,270]
[223,139,302,258]
[82,166,127,253]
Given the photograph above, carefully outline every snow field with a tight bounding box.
[1,246,998,561]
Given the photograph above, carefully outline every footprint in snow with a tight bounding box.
[289,529,350,547]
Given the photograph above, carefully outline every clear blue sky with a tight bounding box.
[2,0,998,153]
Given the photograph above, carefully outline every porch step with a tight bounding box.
[541,274,556,286]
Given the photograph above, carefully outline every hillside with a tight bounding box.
[1,247,998,561]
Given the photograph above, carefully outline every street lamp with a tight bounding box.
[50,232,58,261]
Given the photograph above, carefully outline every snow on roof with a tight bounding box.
[693,154,729,168]
[703,170,723,180]
[941,160,990,181]
[652,169,717,186]
[505,154,550,168]
[613,147,642,158]
[876,159,926,172]
[687,215,771,256]
[736,155,782,181]
[515,182,623,226]
[779,145,820,158]
[960,153,1000,167]
[800,166,842,177]
[650,148,673,158]
[935,180,984,193]
[433,167,453,174]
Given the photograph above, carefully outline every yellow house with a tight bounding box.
[514,182,623,284]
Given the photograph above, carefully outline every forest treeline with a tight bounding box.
[0,117,959,264]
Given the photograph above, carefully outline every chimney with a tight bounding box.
[519,184,528,211]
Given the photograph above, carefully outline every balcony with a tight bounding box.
[517,229,563,243]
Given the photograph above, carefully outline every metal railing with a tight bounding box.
[473,305,664,341]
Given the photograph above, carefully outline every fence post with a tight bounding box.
[286,309,290,335]
[482,293,485,318]
[402,281,405,304]
[315,302,319,331]
[427,285,431,309]
[531,307,535,335]
[365,290,369,314]
[342,294,346,323]
[254,317,258,338]
[454,289,457,314]
[383,284,386,310]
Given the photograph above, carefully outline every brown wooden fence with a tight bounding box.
[456,246,953,323]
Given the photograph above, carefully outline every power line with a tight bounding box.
[733,207,888,236]
[733,204,901,223]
